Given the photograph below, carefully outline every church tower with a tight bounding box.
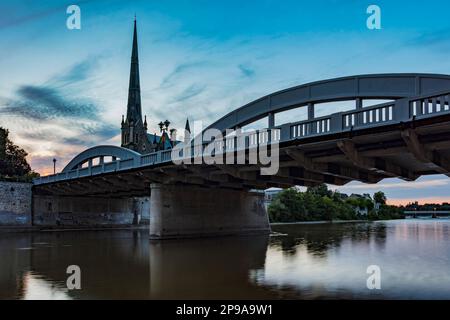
[121,18,152,154]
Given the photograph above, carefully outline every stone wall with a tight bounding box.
[0,182,32,226]
[33,195,150,227]
[135,197,151,224]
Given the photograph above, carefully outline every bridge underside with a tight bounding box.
[34,114,450,198]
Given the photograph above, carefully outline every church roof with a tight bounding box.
[146,133,173,149]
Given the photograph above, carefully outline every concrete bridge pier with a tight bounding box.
[149,183,271,239]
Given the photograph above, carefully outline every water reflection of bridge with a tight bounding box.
[0,223,393,299]
[0,231,272,299]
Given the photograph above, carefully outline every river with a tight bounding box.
[1,219,449,299]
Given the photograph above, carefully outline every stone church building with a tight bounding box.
[121,19,190,154]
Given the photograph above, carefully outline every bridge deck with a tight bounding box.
[34,112,450,197]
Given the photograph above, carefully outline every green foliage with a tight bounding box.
[268,185,404,223]
[345,197,374,211]
[0,127,39,182]
[374,191,387,205]
[368,204,404,221]
[306,183,332,198]
[268,189,304,222]
[269,186,357,222]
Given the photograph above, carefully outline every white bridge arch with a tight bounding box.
[62,145,141,172]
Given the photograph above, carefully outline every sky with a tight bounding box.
[1,0,450,204]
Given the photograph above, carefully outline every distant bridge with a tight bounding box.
[404,211,450,218]
[32,73,450,238]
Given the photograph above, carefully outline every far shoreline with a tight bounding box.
[270,217,450,226]
[270,220,372,226]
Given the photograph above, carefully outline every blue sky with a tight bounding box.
[1,0,450,203]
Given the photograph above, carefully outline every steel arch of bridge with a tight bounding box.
[207,73,450,131]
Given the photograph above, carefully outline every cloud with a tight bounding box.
[406,28,450,50]
[160,61,211,88]
[0,55,106,123]
[331,176,450,205]
[0,56,118,174]
[0,6,62,30]
[335,178,450,191]
[18,124,117,146]
[388,197,450,206]
[0,0,93,30]
[0,55,105,122]
[170,84,206,103]
[47,57,101,89]
[238,64,255,78]
[0,85,99,121]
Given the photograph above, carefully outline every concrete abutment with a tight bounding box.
[32,194,150,227]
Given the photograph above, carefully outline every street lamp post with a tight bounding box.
[53,158,57,175]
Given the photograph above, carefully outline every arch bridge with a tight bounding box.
[32,73,450,238]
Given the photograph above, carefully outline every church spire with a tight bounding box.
[184,118,191,143]
[126,17,142,124]
[185,118,191,133]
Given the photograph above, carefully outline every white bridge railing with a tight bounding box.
[410,92,450,118]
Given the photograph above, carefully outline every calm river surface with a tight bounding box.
[1,219,450,299]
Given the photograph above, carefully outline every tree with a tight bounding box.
[268,188,306,222]
[269,187,359,222]
[373,191,387,205]
[268,187,403,223]
[0,127,39,181]
[368,204,404,221]
[307,183,332,198]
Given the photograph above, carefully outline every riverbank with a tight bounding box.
[270,219,372,226]
[5,218,446,234]
[0,224,148,233]
[0,219,394,234]
[270,217,450,227]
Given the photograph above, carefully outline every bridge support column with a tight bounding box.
[149,184,270,239]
